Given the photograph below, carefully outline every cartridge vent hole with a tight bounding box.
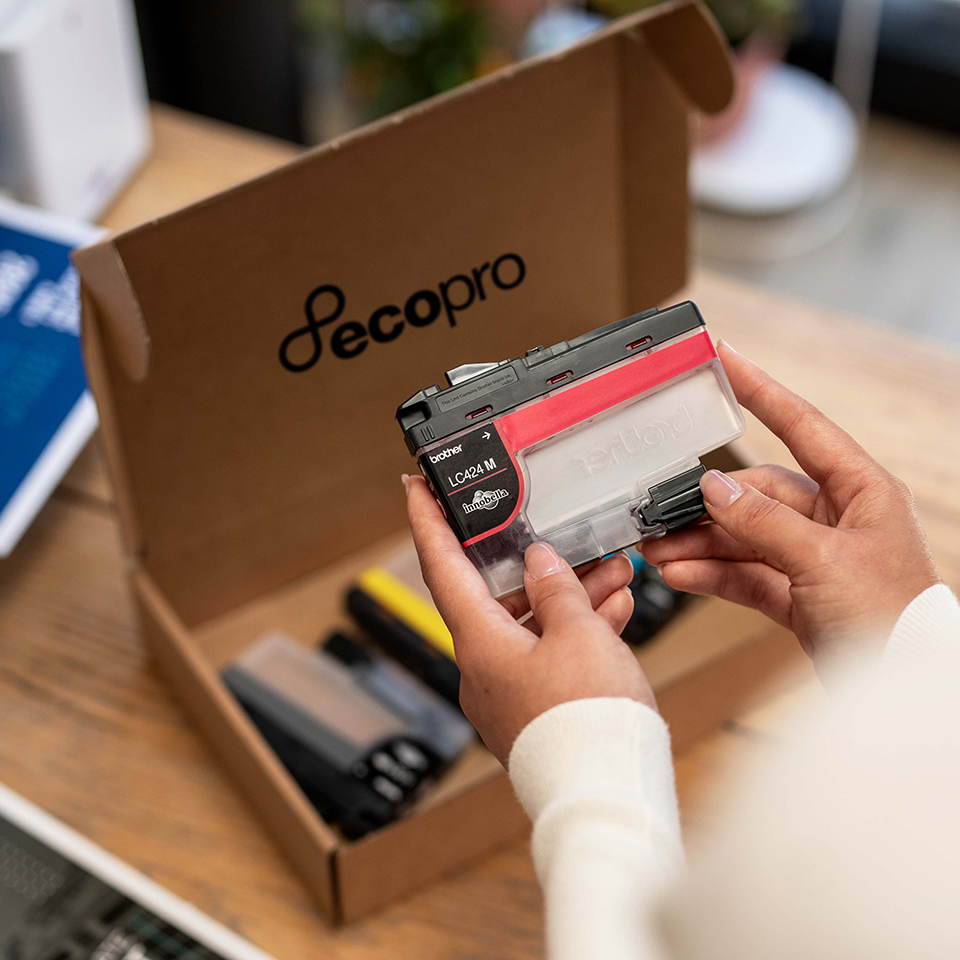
[627,336,652,350]
[467,405,492,419]
[547,371,573,385]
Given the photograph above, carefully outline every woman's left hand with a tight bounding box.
[404,474,656,765]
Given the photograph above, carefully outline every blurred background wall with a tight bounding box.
[133,0,305,141]
[130,0,960,142]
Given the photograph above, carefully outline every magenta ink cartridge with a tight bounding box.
[396,301,745,597]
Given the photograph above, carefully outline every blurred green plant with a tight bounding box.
[587,0,795,44]
[298,0,490,122]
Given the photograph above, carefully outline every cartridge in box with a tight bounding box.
[223,632,473,839]
[397,301,745,598]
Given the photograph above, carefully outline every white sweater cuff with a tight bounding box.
[881,584,960,667]
[508,697,674,821]
[508,698,683,880]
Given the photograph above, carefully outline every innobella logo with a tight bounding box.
[462,489,510,514]
[278,252,526,372]
[572,407,693,478]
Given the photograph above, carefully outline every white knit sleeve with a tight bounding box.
[881,584,960,667]
[508,698,683,960]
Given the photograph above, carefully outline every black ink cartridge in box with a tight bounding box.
[396,301,745,597]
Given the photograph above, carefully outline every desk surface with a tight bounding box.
[1,104,958,960]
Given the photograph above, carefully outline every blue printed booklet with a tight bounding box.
[0,198,104,556]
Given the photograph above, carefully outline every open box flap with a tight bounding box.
[73,0,734,626]
[630,0,734,113]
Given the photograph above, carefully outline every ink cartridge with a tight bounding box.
[396,301,745,597]
[223,632,473,839]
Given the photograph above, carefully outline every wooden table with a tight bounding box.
[2,104,958,960]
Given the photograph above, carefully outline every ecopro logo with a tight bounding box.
[429,444,462,463]
[462,489,510,513]
[279,252,526,372]
[572,407,693,478]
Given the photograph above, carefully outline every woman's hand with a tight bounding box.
[404,474,656,765]
[643,342,942,674]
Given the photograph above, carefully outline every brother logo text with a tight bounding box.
[429,444,462,463]
[572,407,693,478]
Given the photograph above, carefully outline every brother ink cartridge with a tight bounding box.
[397,301,745,598]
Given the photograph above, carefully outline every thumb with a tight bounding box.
[523,542,594,633]
[699,469,823,573]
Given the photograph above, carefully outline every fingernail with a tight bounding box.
[657,563,668,575]
[401,473,411,495]
[719,339,761,370]
[701,469,744,508]
[525,542,564,581]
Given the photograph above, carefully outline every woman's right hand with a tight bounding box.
[642,342,942,675]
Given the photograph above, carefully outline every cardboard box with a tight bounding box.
[73,0,807,923]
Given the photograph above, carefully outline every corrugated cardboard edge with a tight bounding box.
[78,284,144,560]
[133,569,344,921]
[73,244,150,383]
